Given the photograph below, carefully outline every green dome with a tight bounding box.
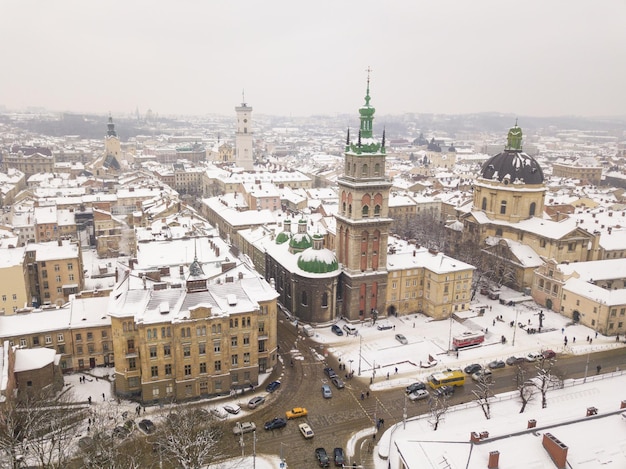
[289,232,312,251]
[297,248,339,274]
[275,231,290,244]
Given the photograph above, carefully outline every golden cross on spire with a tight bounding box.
[366,66,372,85]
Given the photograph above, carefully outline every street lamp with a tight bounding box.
[358,335,363,376]
[349,359,354,375]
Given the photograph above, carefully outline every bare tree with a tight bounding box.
[471,373,494,420]
[532,357,563,409]
[512,362,535,413]
[427,393,450,431]
[153,407,225,469]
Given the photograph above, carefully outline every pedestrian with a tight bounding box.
[493,319,496,326]
[485,327,488,334]
[413,322,415,328]
[88,418,91,425]
[587,335,590,342]
[393,325,396,330]
[87,426,90,432]
[372,433,376,441]
[102,393,105,401]
[561,328,565,334]
[617,334,620,342]
[88,396,92,405]
[489,305,492,311]
[572,337,575,343]
[596,365,601,374]
[595,331,598,338]
[395,367,398,374]
[366,391,370,398]
[590,338,593,344]
[361,392,365,400]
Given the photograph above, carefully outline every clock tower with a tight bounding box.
[336,72,393,321]
[235,94,254,171]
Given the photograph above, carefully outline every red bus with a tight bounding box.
[453,331,485,349]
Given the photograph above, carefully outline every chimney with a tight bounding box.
[488,450,499,469]
[620,400,626,409]
[586,407,598,416]
[542,433,568,469]
[527,419,537,429]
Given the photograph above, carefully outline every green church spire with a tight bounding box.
[506,120,523,151]
[347,67,383,155]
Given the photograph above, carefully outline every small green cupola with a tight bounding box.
[289,218,312,253]
[346,68,384,155]
[275,218,291,245]
[506,120,523,151]
[297,234,339,274]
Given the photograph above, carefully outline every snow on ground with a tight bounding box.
[307,288,624,394]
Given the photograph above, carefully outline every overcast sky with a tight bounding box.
[1,1,625,118]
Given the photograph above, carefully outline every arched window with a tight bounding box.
[374,205,381,216]
[374,163,380,176]
[348,204,352,216]
[321,292,328,308]
[362,164,368,176]
[529,202,536,216]
[500,200,507,214]
[362,205,369,218]
[301,291,308,306]
[481,197,487,210]
[342,202,346,213]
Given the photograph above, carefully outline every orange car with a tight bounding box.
[285,407,308,419]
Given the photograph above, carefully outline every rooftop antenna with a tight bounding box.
[242,89,246,106]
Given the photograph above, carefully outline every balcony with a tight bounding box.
[125,348,138,358]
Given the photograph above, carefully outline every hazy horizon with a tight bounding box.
[2,1,625,119]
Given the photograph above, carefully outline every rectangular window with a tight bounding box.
[45,335,52,344]
[152,387,159,398]
[54,264,60,272]
[87,344,94,354]
[57,333,64,342]
[231,336,238,347]
[611,309,617,317]
[184,364,192,376]
[128,358,136,370]
[243,352,250,365]
[214,341,221,353]
[128,377,139,388]
[150,346,157,358]
[58,344,65,354]
[69,274,74,281]
[33,336,39,346]
[165,364,172,376]
[77,345,83,355]
[214,360,221,371]
[151,366,158,378]
[86,332,93,341]
[103,343,109,352]
[166,383,173,395]
[183,346,191,357]
[55,275,61,283]
[243,335,250,346]
[199,362,207,373]
[231,355,238,366]
[199,343,206,355]
[19,338,27,347]
[57,287,62,294]
[67,263,73,271]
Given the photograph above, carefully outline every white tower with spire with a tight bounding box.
[235,92,254,171]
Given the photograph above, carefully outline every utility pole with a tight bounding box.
[512,309,520,346]
[252,430,256,469]
[358,335,362,376]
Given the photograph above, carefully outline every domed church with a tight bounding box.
[447,123,600,290]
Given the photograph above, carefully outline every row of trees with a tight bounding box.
[427,356,563,431]
[0,388,227,469]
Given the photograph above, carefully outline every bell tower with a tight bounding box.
[235,91,254,171]
[335,70,393,320]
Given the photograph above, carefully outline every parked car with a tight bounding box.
[526,352,543,362]
[315,447,330,467]
[331,377,345,389]
[248,396,266,409]
[506,356,526,366]
[264,417,287,430]
[323,367,337,379]
[542,349,557,359]
[376,321,393,330]
[408,388,429,401]
[233,422,256,435]
[464,363,482,375]
[113,425,131,438]
[321,384,332,399]
[223,404,241,415]
[333,447,345,467]
[137,419,155,434]
[210,407,228,419]
[406,382,426,394]
[395,334,408,345]
[286,407,308,419]
[299,422,314,439]
[78,436,94,450]
[435,385,455,397]
[266,380,281,393]
[342,324,358,335]
[471,369,493,382]
[488,360,506,369]
[331,325,343,336]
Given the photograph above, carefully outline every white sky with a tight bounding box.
[1,1,625,118]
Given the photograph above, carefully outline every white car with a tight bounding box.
[223,404,241,415]
[210,407,228,419]
[526,352,543,362]
[233,422,256,435]
[471,369,493,382]
[408,388,429,401]
[299,422,314,439]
